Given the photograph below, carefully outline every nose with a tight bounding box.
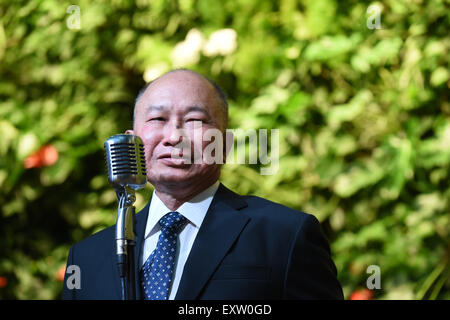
[162,122,184,147]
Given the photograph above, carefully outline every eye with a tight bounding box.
[147,117,165,122]
[186,119,205,123]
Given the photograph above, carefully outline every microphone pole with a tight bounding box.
[115,185,137,300]
[104,134,147,300]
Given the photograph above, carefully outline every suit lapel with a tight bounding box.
[109,201,150,300]
[175,184,249,300]
[133,201,150,300]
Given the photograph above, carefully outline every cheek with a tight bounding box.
[199,128,222,150]
[138,126,160,159]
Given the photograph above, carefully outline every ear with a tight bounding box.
[125,129,135,135]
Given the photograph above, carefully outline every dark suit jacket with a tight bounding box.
[62,183,343,299]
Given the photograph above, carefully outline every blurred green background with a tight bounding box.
[0,0,449,300]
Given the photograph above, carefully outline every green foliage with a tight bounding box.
[0,0,449,299]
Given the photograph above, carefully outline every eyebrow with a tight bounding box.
[185,105,211,118]
[144,105,167,114]
[144,105,211,118]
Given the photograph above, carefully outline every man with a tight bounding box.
[62,69,343,299]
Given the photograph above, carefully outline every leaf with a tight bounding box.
[327,90,373,128]
[304,34,361,61]
[430,67,449,87]
[333,159,384,198]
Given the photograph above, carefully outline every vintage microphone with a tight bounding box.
[104,134,147,300]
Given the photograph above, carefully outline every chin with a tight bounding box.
[148,171,195,186]
[148,164,220,187]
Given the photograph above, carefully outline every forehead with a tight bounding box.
[139,71,216,109]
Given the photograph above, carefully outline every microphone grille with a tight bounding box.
[104,134,147,190]
[110,142,145,175]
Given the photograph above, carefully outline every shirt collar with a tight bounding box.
[144,181,220,240]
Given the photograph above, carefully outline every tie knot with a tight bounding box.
[159,211,187,234]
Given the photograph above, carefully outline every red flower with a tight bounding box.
[24,144,59,169]
[349,288,374,300]
[0,276,7,288]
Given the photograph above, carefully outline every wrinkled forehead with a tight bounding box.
[133,70,228,131]
[138,72,222,116]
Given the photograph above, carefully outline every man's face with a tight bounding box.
[130,71,225,190]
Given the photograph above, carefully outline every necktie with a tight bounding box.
[141,211,187,300]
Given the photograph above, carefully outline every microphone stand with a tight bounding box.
[115,186,137,300]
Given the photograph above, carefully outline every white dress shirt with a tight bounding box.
[140,180,220,300]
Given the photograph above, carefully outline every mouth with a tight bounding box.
[157,152,188,166]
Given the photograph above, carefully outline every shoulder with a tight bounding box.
[69,224,115,258]
[218,183,317,231]
[242,194,316,226]
[70,203,148,252]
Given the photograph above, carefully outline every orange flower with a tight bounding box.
[0,276,7,288]
[24,144,59,169]
[349,288,374,300]
[57,266,66,282]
